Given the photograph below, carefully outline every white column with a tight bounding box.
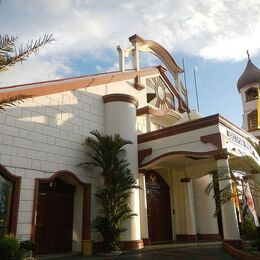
[117,46,125,72]
[252,174,260,217]
[179,178,197,238]
[132,42,140,70]
[139,171,150,244]
[216,157,240,241]
[193,175,220,239]
[103,94,142,249]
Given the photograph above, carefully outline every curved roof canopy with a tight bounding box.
[129,34,183,75]
[237,59,260,91]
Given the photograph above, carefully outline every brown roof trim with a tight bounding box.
[134,75,145,90]
[0,67,160,100]
[138,148,153,166]
[137,105,181,119]
[138,114,220,143]
[140,150,222,168]
[0,164,21,235]
[138,113,258,144]
[200,133,223,151]
[103,94,139,107]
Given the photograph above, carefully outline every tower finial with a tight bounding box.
[246,50,250,60]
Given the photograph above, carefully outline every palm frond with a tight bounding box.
[0,94,31,110]
[0,34,54,72]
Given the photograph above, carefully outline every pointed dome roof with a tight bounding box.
[237,59,260,91]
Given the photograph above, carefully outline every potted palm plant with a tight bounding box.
[82,130,138,254]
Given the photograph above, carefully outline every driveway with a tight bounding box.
[57,245,236,260]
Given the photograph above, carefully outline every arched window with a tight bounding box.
[0,165,21,237]
[245,88,258,101]
[247,110,258,131]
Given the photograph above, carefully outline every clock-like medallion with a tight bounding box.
[146,76,175,109]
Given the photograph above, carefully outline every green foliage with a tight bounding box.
[0,34,54,72]
[0,32,53,110]
[251,239,260,251]
[19,240,36,252]
[0,235,35,260]
[0,234,19,260]
[243,216,258,240]
[83,130,139,252]
[205,167,237,217]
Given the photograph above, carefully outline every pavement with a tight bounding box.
[44,243,237,260]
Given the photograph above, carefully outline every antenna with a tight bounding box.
[182,58,191,120]
[193,67,200,112]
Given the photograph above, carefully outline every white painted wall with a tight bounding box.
[193,175,219,235]
[0,88,105,251]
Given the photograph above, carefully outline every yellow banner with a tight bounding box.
[258,88,260,129]
[232,183,242,222]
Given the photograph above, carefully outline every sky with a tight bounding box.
[1,0,260,127]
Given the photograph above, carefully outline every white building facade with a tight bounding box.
[0,35,260,255]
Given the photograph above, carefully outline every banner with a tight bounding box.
[258,87,260,129]
[232,183,242,222]
[244,182,259,226]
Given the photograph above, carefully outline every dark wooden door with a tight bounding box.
[35,178,75,254]
[146,171,172,242]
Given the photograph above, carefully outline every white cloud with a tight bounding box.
[0,57,74,86]
[1,0,260,86]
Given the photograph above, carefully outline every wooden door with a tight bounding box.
[146,171,172,242]
[35,178,75,254]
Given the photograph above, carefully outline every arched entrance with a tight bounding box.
[145,170,172,242]
[32,171,91,255]
[35,178,75,254]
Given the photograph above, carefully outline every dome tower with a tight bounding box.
[237,56,260,138]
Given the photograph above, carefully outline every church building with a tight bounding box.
[0,35,260,255]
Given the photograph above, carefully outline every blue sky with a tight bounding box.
[1,0,260,127]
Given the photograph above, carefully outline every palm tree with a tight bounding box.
[82,130,139,252]
[0,34,54,72]
[0,34,54,109]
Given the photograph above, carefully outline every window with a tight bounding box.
[245,88,258,102]
[0,175,14,237]
[248,110,258,131]
[0,165,21,237]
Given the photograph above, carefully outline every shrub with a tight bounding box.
[251,239,260,251]
[83,131,139,252]
[243,216,258,240]
[0,235,36,260]
[0,234,19,260]
[20,240,36,252]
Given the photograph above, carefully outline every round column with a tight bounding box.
[103,94,143,250]
[193,175,220,240]
[176,178,197,240]
[139,171,150,245]
[215,155,241,248]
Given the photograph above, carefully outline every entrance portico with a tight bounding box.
[138,113,260,247]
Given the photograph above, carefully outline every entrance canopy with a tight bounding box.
[138,114,260,178]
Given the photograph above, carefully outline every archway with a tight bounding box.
[145,170,172,242]
[32,171,91,255]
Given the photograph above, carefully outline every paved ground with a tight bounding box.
[56,245,237,260]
